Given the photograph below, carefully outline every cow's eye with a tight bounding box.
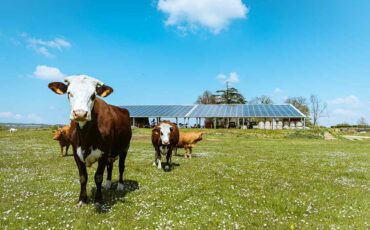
[91,94,96,100]
[160,132,163,135]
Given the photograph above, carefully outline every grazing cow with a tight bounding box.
[151,121,179,170]
[48,75,132,207]
[176,132,204,158]
[9,128,17,133]
[53,125,71,156]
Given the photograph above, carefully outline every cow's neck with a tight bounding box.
[74,98,107,151]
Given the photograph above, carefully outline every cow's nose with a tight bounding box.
[73,110,88,120]
[163,141,169,145]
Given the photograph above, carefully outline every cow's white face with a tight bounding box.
[159,123,173,145]
[48,75,113,126]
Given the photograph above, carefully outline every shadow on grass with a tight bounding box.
[91,180,139,213]
[155,162,180,172]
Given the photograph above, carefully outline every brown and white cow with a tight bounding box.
[151,121,179,170]
[48,75,132,207]
[176,132,204,158]
[53,125,71,156]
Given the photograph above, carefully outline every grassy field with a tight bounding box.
[0,128,369,229]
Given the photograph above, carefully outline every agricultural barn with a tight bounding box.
[123,104,306,129]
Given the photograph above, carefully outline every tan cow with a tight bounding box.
[176,132,204,158]
[53,125,71,156]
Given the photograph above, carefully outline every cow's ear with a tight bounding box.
[170,127,173,132]
[96,85,113,97]
[48,82,67,95]
[152,127,160,135]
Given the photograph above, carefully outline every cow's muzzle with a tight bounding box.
[73,109,88,121]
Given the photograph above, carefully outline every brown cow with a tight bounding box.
[48,75,132,207]
[176,132,204,158]
[53,125,71,156]
[151,121,179,171]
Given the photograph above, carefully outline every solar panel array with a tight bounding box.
[124,105,193,118]
[123,104,305,118]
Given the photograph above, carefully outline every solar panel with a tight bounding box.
[123,105,193,117]
[122,104,305,118]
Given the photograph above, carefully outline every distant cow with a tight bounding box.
[176,132,204,158]
[53,125,71,156]
[151,121,179,170]
[48,75,132,207]
[9,128,17,133]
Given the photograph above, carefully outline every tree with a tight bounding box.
[285,97,310,116]
[357,117,368,127]
[215,82,246,104]
[250,95,274,105]
[310,94,327,127]
[196,90,217,104]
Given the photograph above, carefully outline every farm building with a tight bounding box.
[123,104,306,129]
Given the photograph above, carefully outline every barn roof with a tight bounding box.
[122,104,306,118]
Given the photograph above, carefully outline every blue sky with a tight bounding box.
[0,0,369,126]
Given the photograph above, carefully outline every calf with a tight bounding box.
[48,75,132,207]
[53,125,71,156]
[151,121,179,170]
[176,132,204,158]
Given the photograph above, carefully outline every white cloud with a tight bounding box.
[274,88,282,94]
[0,112,40,123]
[157,0,248,34]
[332,109,359,118]
[0,112,13,118]
[33,65,65,81]
[26,113,43,123]
[329,95,360,106]
[14,114,22,120]
[217,72,240,84]
[323,95,370,126]
[21,33,71,58]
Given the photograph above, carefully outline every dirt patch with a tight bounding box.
[342,135,370,141]
[324,132,337,140]
[132,134,150,142]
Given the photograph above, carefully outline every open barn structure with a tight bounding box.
[122,104,306,129]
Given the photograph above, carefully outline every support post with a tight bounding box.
[303,118,306,130]
[214,118,216,129]
[133,117,135,127]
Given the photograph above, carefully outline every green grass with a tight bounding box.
[0,129,369,229]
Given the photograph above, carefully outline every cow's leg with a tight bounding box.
[189,147,192,159]
[73,152,88,207]
[184,147,188,158]
[165,148,172,170]
[94,157,107,204]
[156,147,162,169]
[153,149,157,166]
[117,151,128,191]
[60,144,64,157]
[174,147,178,156]
[104,162,113,189]
[65,144,70,156]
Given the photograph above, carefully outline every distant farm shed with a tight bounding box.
[122,104,306,129]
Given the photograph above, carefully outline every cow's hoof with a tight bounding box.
[157,163,162,169]
[76,201,87,208]
[104,180,112,190]
[152,162,156,167]
[117,182,124,191]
